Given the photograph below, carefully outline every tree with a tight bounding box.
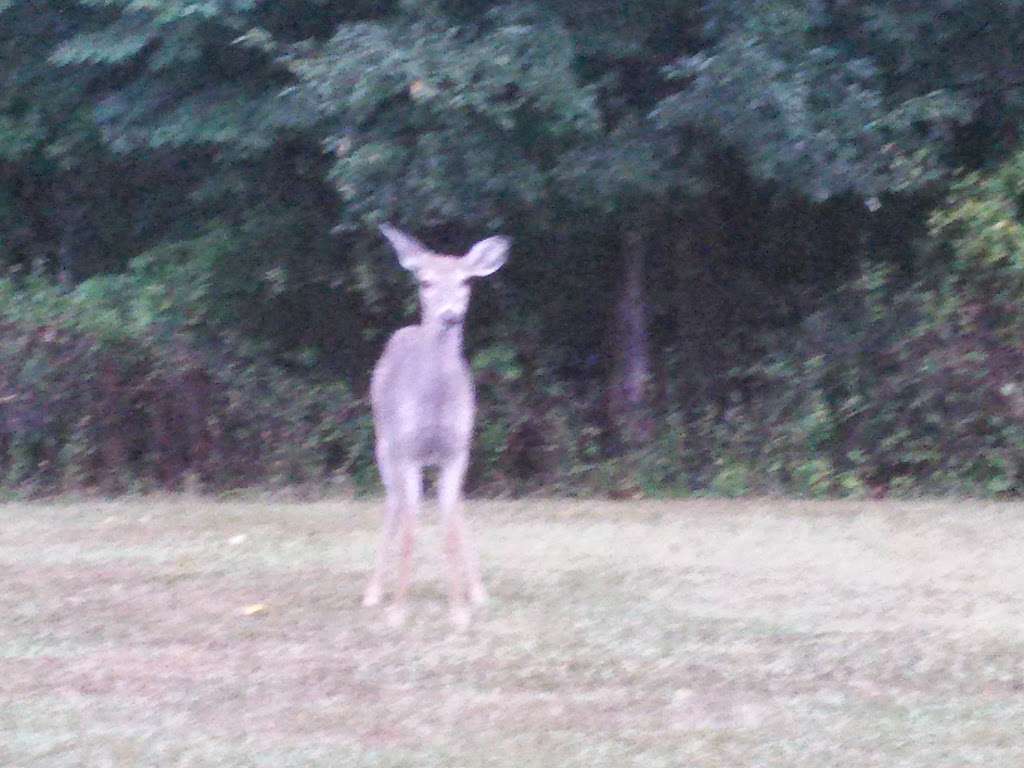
[286,2,702,449]
[4,0,1024,493]
[35,0,381,369]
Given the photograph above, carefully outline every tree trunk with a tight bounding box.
[54,183,86,288]
[607,216,653,449]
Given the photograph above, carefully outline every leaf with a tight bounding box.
[51,26,155,66]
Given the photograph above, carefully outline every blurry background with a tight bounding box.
[2,0,1024,498]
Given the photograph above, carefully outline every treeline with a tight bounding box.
[2,1,1024,496]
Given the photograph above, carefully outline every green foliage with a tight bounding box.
[709,460,751,498]
[930,150,1024,340]
[0,111,42,161]
[289,3,601,229]
[0,272,372,493]
[654,3,976,199]
[4,1,1024,497]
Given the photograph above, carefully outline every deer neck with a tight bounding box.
[421,320,465,365]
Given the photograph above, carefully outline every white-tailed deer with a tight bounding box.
[363,224,510,628]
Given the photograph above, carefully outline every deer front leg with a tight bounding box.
[465,523,488,608]
[387,461,422,628]
[362,499,399,608]
[364,440,399,608]
[438,452,485,628]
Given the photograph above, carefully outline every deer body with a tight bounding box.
[371,325,473,466]
[363,224,510,628]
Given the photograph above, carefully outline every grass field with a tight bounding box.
[2,496,1023,767]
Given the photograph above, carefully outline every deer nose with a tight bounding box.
[439,309,463,327]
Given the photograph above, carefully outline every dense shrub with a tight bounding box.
[4,152,1024,498]
[692,151,1024,497]
[0,268,373,495]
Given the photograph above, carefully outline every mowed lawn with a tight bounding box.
[2,497,1023,767]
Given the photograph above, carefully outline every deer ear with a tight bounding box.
[380,224,431,272]
[462,236,510,277]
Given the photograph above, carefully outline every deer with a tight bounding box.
[362,223,510,629]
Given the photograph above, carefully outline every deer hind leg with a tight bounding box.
[438,451,485,628]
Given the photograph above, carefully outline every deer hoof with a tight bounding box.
[385,604,408,628]
[469,583,489,606]
[362,584,382,608]
[450,604,471,631]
